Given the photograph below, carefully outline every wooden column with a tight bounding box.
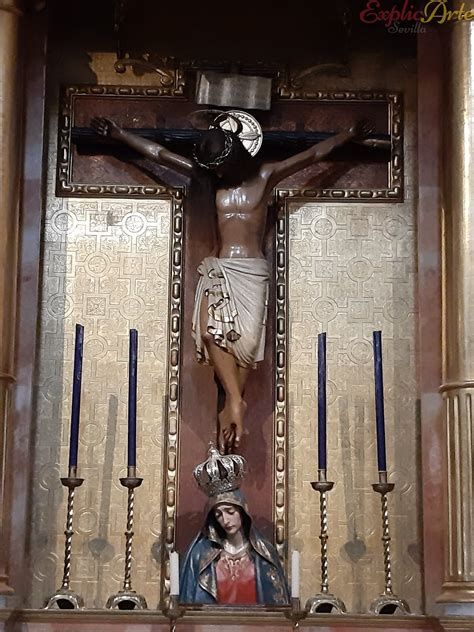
[417,26,444,614]
[7,3,47,601]
[438,6,474,611]
[0,0,23,596]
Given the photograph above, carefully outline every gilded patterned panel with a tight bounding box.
[29,193,171,607]
[287,148,421,613]
[287,198,420,611]
[285,52,421,615]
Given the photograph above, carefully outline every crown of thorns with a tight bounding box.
[192,128,235,170]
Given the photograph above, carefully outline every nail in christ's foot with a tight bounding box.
[218,399,247,454]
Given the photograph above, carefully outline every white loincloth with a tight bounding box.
[192,257,270,369]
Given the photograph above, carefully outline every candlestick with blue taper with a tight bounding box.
[372,330,387,472]
[44,323,85,609]
[317,332,327,472]
[106,328,147,610]
[128,328,138,474]
[369,330,410,615]
[306,332,346,614]
[68,323,84,476]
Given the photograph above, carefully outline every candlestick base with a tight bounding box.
[44,587,84,610]
[105,589,147,610]
[284,597,307,630]
[308,472,346,615]
[105,471,145,609]
[369,473,410,615]
[306,593,347,614]
[43,475,85,609]
[163,595,185,632]
[369,592,411,615]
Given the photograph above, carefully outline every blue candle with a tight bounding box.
[128,329,138,467]
[68,324,84,469]
[372,331,387,472]
[317,332,327,470]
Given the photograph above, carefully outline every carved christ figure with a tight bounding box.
[91,114,368,453]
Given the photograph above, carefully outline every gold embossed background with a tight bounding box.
[288,58,421,612]
[29,104,171,606]
[288,199,420,611]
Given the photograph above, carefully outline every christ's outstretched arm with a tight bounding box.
[266,121,371,189]
[91,117,194,177]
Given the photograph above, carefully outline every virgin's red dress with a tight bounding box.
[215,551,257,604]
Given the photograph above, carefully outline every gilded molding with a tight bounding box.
[284,64,349,89]
[160,192,184,605]
[111,56,349,95]
[114,55,186,95]
[274,205,289,561]
[57,86,403,202]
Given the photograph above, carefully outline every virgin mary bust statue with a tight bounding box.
[179,446,290,606]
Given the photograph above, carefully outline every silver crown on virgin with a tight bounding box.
[193,444,247,497]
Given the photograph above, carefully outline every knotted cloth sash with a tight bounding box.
[192,257,270,369]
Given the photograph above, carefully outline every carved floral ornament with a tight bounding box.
[110,53,351,96]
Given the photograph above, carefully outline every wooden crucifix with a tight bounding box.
[90,112,372,454]
[66,89,398,561]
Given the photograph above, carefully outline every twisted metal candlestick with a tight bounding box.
[306,469,346,614]
[369,471,410,615]
[44,467,84,609]
[106,467,147,609]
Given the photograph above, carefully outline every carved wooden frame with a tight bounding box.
[274,91,403,201]
[274,204,289,563]
[55,85,404,605]
[57,85,403,201]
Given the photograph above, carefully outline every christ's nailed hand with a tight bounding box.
[91,116,122,138]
